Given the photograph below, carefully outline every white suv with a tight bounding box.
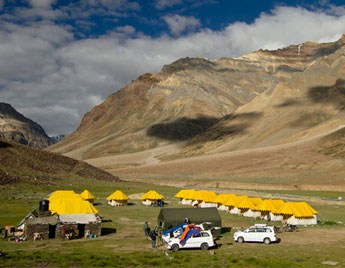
[165,230,215,252]
[233,224,278,245]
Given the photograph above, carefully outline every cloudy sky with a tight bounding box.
[1,0,345,136]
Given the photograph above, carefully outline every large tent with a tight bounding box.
[215,194,236,211]
[200,191,218,208]
[107,190,130,206]
[157,207,222,235]
[80,190,96,203]
[140,190,164,206]
[225,195,247,214]
[277,202,318,225]
[256,199,283,221]
[49,192,99,215]
[236,197,260,218]
[174,189,195,205]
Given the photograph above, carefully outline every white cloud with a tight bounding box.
[163,14,201,35]
[1,5,345,136]
[29,0,56,9]
[155,0,182,10]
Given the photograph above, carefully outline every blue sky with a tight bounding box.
[1,0,345,135]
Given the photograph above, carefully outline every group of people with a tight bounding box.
[144,222,162,248]
[144,217,192,248]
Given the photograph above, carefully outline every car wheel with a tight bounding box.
[200,243,209,250]
[171,244,179,252]
[237,237,244,243]
[264,238,271,245]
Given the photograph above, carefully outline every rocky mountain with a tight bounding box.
[50,35,345,190]
[0,138,120,185]
[0,103,53,149]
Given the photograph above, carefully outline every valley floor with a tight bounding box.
[1,178,345,267]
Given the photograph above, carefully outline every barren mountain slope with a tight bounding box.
[0,138,119,185]
[0,103,53,149]
[182,37,345,155]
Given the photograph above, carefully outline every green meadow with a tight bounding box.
[1,177,345,267]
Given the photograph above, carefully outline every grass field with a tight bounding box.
[1,177,345,267]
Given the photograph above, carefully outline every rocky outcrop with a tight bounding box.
[0,103,53,149]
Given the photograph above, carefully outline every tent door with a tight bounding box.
[49,224,56,239]
[78,224,85,238]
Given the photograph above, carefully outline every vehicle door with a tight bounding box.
[255,227,266,242]
[244,228,257,242]
[184,234,202,248]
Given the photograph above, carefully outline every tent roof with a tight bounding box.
[158,207,221,223]
[203,191,217,202]
[256,200,279,213]
[236,197,256,210]
[107,190,130,201]
[215,194,236,204]
[140,190,164,200]
[174,189,195,199]
[49,195,99,215]
[80,190,96,200]
[277,202,317,217]
[224,195,247,207]
[250,197,263,206]
[190,190,216,201]
[269,199,285,210]
[48,190,79,202]
[59,213,100,224]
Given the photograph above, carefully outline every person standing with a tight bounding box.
[150,231,157,248]
[144,221,150,236]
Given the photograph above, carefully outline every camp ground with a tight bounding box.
[1,181,345,268]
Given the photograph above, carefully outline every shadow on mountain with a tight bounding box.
[147,116,219,141]
[0,140,12,149]
[308,79,345,104]
[289,112,330,127]
[146,112,262,142]
[275,98,301,108]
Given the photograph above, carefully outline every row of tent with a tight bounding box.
[174,189,318,225]
[49,189,164,211]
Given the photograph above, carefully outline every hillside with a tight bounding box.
[50,35,345,190]
[0,138,120,185]
[0,102,53,149]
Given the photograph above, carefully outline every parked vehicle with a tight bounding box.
[233,224,278,245]
[165,229,215,252]
[162,222,219,242]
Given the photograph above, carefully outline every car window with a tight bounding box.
[201,232,210,237]
[248,228,256,233]
[265,228,272,232]
[256,228,265,232]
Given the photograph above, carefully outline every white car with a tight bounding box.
[165,230,215,252]
[233,224,278,245]
[162,222,219,242]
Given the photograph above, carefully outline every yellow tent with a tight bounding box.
[190,190,209,201]
[140,190,164,200]
[269,199,285,210]
[236,197,256,210]
[174,189,195,199]
[49,194,99,215]
[80,190,96,203]
[215,194,236,204]
[250,197,263,206]
[224,195,247,207]
[107,190,130,201]
[256,199,279,213]
[203,191,217,203]
[48,190,78,202]
[107,190,130,206]
[278,202,317,217]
